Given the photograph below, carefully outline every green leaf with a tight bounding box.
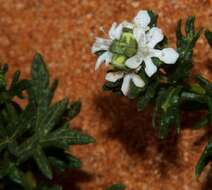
[31,53,49,92]
[103,79,122,94]
[33,146,52,179]
[196,137,212,176]
[127,81,143,99]
[28,53,51,109]
[41,124,94,149]
[137,80,159,111]
[153,86,182,138]
[0,54,94,190]
[170,17,202,83]
[185,16,195,34]
[37,98,68,134]
[0,53,94,189]
[148,10,158,27]
[106,183,125,190]
[48,154,82,172]
[67,100,81,120]
[205,30,212,47]
[196,75,212,96]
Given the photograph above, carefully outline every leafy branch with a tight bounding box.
[0,53,94,190]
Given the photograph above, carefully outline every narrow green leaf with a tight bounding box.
[185,16,195,34]
[48,154,81,172]
[176,19,182,42]
[33,146,52,179]
[41,124,95,148]
[10,71,21,88]
[196,139,212,176]
[68,100,81,120]
[31,53,49,90]
[1,64,8,75]
[148,10,158,27]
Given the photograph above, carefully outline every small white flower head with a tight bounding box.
[105,70,145,96]
[125,27,179,77]
[92,10,153,71]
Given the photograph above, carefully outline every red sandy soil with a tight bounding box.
[0,0,212,190]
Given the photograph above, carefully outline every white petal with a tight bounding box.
[109,22,123,40]
[105,72,124,82]
[133,27,146,44]
[144,57,157,77]
[121,74,131,96]
[92,37,111,53]
[131,74,145,88]
[95,51,111,70]
[125,55,143,69]
[147,27,164,48]
[105,52,112,66]
[133,10,151,28]
[153,48,179,64]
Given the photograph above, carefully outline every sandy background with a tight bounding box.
[0,0,212,189]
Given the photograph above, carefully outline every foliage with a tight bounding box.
[195,29,212,176]
[0,53,94,190]
[102,13,212,176]
[104,15,205,138]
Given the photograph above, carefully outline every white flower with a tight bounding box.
[92,23,124,70]
[125,27,179,77]
[92,10,152,71]
[105,71,145,96]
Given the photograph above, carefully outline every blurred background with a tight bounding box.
[0,0,211,189]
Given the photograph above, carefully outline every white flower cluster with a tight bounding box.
[92,10,179,96]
